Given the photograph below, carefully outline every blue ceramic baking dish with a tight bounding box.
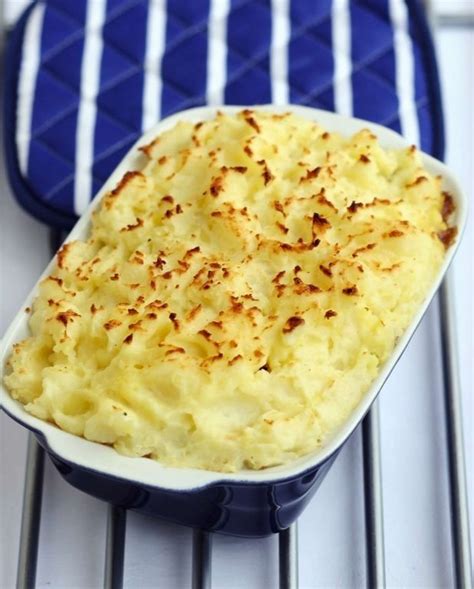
[0,105,466,538]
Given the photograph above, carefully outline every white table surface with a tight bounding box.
[0,18,472,589]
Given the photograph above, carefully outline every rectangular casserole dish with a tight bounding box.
[0,105,467,537]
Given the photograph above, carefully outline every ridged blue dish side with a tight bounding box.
[46,440,339,537]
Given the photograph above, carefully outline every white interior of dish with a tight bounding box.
[0,105,467,490]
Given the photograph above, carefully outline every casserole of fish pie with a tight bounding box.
[4,110,456,473]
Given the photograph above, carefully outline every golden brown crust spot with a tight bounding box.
[406,176,428,187]
[257,160,274,185]
[111,171,143,197]
[165,346,185,355]
[301,167,321,182]
[347,201,363,214]
[272,270,286,284]
[104,320,121,330]
[442,191,456,222]
[273,201,285,215]
[198,329,212,341]
[243,110,261,133]
[184,246,200,259]
[342,286,358,296]
[381,263,401,272]
[276,222,289,235]
[47,276,63,287]
[57,243,72,269]
[384,230,404,238]
[282,316,305,333]
[438,227,457,249]
[317,193,337,210]
[154,256,166,270]
[146,300,168,311]
[352,243,376,258]
[312,212,330,231]
[120,218,144,232]
[210,175,224,197]
[294,282,321,295]
[56,310,80,326]
[187,305,202,321]
[169,313,180,330]
[319,264,332,277]
[230,166,247,174]
[367,198,391,207]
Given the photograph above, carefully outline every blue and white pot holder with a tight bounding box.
[4,0,444,228]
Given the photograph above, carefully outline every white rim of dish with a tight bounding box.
[0,104,468,490]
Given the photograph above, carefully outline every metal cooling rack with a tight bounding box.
[6,6,473,589]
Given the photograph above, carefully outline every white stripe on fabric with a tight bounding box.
[16,3,45,175]
[270,0,290,105]
[332,0,353,116]
[389,0,420,146]
[207,0,230,105]
[142,0,167,130]
[74,0,107,215]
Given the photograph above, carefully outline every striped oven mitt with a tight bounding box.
[4,0,443,229]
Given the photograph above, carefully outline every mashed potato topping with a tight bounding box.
[4,110,456,472]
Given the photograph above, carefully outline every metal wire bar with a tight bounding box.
[0,0,5,54]
[16,227,64,588]
[362,402,386,588]
[279,524,298,589]
[104,506,127,589]
[437,15,474,28]
[52,229,131,589]
[420,5,473,585]
[16,434,45,589]
[423,0,474,27]
[438,277,472,589]
[192,529,212,589]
